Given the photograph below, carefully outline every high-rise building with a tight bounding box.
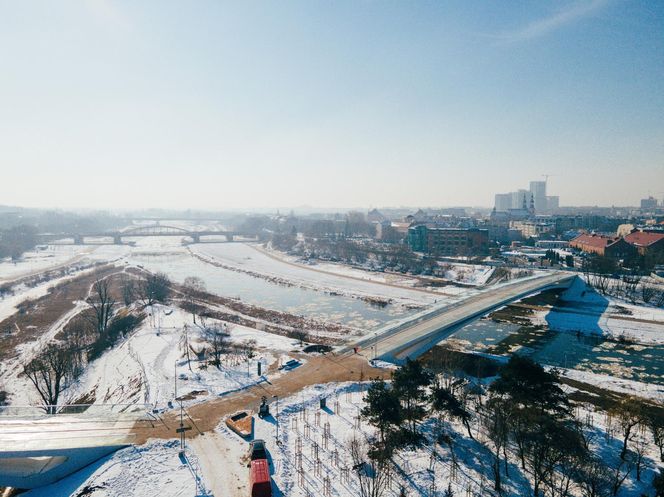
[511,189,529,209]
[494,180,560,213]
[641,196,658,210]
[529,181,547,212]
[494,193,512,212]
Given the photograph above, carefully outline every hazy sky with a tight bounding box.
[1,1,662,210]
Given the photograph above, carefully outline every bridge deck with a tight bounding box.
[351,272,575,362]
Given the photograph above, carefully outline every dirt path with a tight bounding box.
[189,431,246,497]
[132,353,389,443]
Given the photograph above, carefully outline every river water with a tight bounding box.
[123,237,419,330]
[444,318,664,386]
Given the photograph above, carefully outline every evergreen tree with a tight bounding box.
[361,378,402,443]
[430,382,473,439]
[392,359,433,442]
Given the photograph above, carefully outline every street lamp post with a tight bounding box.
[273,395,280,443]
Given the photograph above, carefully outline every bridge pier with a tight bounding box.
[225,234,234,242]
[113,234,123,245]
[191,234,201,244]
[73,234,84,245]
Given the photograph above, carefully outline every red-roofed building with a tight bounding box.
[624,230,664,256]
[569,233,636,258]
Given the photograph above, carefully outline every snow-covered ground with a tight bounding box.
[266,243,498,288]
[537,278,664,345]
[0,244,130,285]
[201,381,662,497]
[0,245,94,283]
[192,243,446,306]
[63,305,301,409]
[16,376,663,497]
[556,366,664,402]
[22,440,204,497]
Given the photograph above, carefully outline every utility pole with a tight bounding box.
[273,395,280,444]
[175,401,191,454]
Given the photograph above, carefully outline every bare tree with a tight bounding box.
[610,455,634,496]
[290,329,308,346]
[633,426,648,481]
[642,283,656,304]
[139,272,171,306]
[61,320,93,377]
[647,411,664,462]
[348,436,391,497]
[87,276,116,335]
[484,398,510,494]
[23,344,73,414]
[183,276,206,323]
[204,325,229,368]
[179,324,193,372]
[611,396,645,460]
[578,456,612,497]
[120,274,137,306]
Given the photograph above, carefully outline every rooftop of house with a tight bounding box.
[624,230,664,247]
[570,233,623,248]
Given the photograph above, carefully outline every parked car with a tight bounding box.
[249,439,268,461]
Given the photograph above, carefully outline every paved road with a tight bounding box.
[349,272,576,362]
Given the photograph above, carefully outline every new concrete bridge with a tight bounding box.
[0,405,156,489]
[347,272,576,363]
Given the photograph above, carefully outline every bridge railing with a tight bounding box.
[342,272,575,353]
[0,403,153,419]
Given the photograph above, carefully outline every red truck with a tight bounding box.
[250,458,272,497]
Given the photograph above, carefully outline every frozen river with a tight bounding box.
[443,317,664,386]
[125,238,425,330]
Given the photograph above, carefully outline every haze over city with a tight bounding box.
[1,1,662,210]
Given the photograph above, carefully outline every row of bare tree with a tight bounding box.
[21,270,169,413]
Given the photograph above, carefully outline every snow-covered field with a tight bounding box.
[16,377,663,497]
[266,243,498,288]
[0,244,130,285]
[0,245,94,283]
[184,379,663,497]
[64,305,302,409]
[192,243,446,306]
[536,278,664,345]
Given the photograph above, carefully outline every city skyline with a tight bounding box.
[1,1,663,209]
